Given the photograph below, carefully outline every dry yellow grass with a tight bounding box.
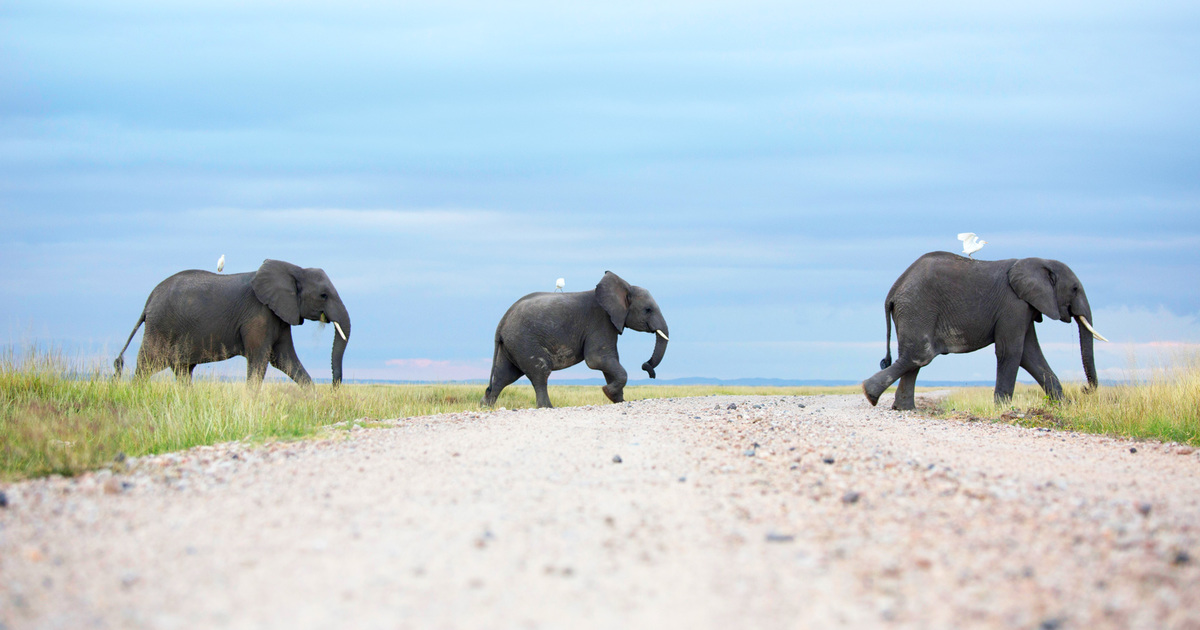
[940,354,1200,445]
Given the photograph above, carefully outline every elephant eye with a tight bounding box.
[320,292,328,300]
[645,307,652,313]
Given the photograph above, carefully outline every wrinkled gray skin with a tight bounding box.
[481,271,669,408]
[863,252,1100,410]
[114,259,351,387]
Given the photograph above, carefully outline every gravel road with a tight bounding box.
[2,393,1198,629]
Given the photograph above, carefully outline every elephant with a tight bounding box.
[114,259,351,386]
[481,271,669,408]
[862,252,1107,410]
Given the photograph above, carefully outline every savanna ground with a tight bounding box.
[1,351,1198,628]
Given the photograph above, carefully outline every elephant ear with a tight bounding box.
[1008,258,1060,321]
[251,259,304,325]
[596,271,632,334]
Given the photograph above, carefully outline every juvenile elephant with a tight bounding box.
[114,259,351,386]
[862,252,1107,410]
[481,271,669,408]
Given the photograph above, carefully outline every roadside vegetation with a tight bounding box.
[7,345,1195,481]
[0,347,853,481]
[937,354,1200,446]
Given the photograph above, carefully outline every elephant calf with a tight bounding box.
[862,252,1107,410]
[481,271,669,408]
[114,259,351,386]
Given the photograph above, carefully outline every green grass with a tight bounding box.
[937,355,1200,445]
[0,348,855,481]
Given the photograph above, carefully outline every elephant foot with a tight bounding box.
[602,385,624,404]
[891,400,915,411]
[862,382,880,407]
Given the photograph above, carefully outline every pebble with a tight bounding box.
[841,491,861,504]
[1137,502,1152,516]
[726,403,737,410]
[822,457,836,465]
[0,490,7,508]
[612,455,622,464]
[1130,447,1137,453]
[765,532,795,543]
[744,449,756,457]
[1173,550,1191,566]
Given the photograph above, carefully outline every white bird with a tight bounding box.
[217,254,225,272]
[957,233,987,258]
[555,278,565,292]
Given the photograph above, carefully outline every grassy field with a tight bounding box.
[0,349,854,481]
[937,356,1200,446]
[5,347,1197,481]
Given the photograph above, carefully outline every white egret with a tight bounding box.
[555,278,565,292]
[217,254,225,272]
[957,233,987,258]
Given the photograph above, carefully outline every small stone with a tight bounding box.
[1039,618,1063,630]
[114,451,127,463]
[1129,447,1137,453]
[744,449,756,457]
[612,455,622,464]
[822,457,836,465]
[727,403,737,410]
[841,491,861,504]
[678,476,686,482]
[0,490,7,508]
[765,532,795,543]
[797,403,806,408]
[1137,502,1152,516]
[1173,550,1191,566]
[1176,446,1195,455]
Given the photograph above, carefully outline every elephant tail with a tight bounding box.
[879,301,894,370]
[114,312,146,377]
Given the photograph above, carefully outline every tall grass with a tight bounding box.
[0,348,853,481]
[940,354,1200,445]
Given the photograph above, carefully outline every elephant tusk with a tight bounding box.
[333,321,348,341]
[1077,316,1108,342]
[656,329,669,342]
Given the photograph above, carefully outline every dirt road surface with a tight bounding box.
[2,393,1198,629]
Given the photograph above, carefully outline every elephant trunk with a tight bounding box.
[1078,318,1098,392]
[329,306,351,387]
[642,326,669,379]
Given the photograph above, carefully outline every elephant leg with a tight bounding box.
[586,352,627,403]
[1019,326,1063,401]
[133,349,156,381]
[527,368,553,408]
[172,363,195,385]
[993,343,1024,406]
[482,349,524,407]
[893,367,920,411]
[245,344,271,389]
[863,353,929,407]
[270,328,313,386]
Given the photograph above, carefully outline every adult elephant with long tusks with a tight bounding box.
[862,252,1106,410]
[114,259,351,386]
[481,271,669,409]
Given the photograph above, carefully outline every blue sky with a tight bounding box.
[3,0,1198,384]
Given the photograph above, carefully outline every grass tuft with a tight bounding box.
[937,354,1200,445]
